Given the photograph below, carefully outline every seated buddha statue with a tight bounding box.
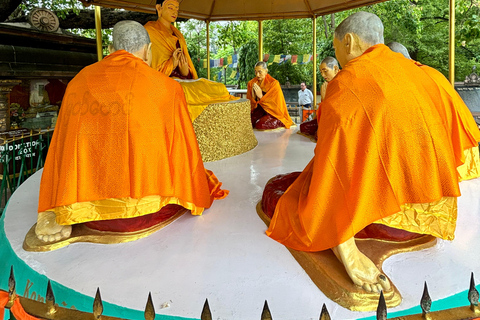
[33,21,228,245]
[247,62,295,130]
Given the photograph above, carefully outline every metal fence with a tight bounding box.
[0,129,53,212]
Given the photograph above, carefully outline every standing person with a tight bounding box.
[298,82,313,109]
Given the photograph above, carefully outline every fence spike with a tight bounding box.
[144,292,155,320]
[261,300,273,320]
[93,287,103,319]
[46,280,57,315]
[8,266,15,296]
[6,266,16,308]
[376,291,387,320]
[420,281,432,316]
[319,303,331,320]
[469,272,479,312]
[201,299,212,320]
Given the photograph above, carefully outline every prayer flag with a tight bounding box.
[263,54,270,62]
[232,54,238,63]
[273,55,281,64]
[227,56,233,65]
[292,55,298,65]
[203,59,207,68]
[230,70,237,79]
[220,58,224,67]
[210,59,214,68]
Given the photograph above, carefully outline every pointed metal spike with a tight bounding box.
[144,292,155,320]
[376,291,387,320]
[45,280,57,315]
[8,266,15,295]
[319,303,331,320]
[261,300,273,320]
[201,299,212,320]
[93,288,104,319]
[469,272,479,312]
[46,280,55,304]
[420,282,432,314]
[6,266,16,308]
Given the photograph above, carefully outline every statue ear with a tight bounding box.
[155,4,163,15]
[344,33,354,55]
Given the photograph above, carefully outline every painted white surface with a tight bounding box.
[4,129,480,320]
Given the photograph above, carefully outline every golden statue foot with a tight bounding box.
[256,201,437,311]
[333,237,392,293]
[24,209,188,252]
[35,211,72,243]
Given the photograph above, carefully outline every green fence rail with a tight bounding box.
[0,129,54,212]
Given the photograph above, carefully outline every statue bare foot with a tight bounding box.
[35,211,72,243]
[333,237,392,293]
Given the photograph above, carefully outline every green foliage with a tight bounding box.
[238,39,258,88]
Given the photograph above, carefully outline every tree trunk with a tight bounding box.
[8,8,160,29]
[0,0,22,22]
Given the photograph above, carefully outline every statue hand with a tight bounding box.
[320,82,328,101]
[172,48,182,69]
[253,83,263,99]
[178,53,189,76]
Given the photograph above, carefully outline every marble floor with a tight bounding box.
[3,128,480,320]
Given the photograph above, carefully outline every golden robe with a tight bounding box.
[267,45,461,252]
[247,74,294,129]
[144,20,198,79]
[38,50,227,225]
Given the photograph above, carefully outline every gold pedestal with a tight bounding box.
[193,99,258,162]
[23,209,187,252]
[256,201,437,311]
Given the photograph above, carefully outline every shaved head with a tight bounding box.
[255,61,267,69]
[321,56,339,70]
[334,11,384,46]
[387,41,411,59]
[113,20,150,54]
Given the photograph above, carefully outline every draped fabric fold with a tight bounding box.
[0,292,42,320]
[247,74,294,128]
[38,50,227,225]
[267,45,462,252]
[144,20,198,79]
[178,79,239,121]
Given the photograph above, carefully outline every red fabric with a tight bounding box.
[84,204,184,232]
[262,172,423,242]
[299,118,318,138]
[251,105,285,130]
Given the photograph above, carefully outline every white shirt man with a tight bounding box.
[298,82,314,109]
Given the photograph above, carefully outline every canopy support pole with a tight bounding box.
[258,20,263,61]
[207,20,210,80]
[94,5,102,61]
[312,17,317,108]
[449,0,455,85]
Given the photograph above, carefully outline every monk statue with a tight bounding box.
[299,56,340,141]
[248,61,295,130]
[144,0,196,79]
[31,21,228,247]
[387,41,480,181]
[258,11,480,307]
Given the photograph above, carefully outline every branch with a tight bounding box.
[322,15,329,38]
[420,16,448,22]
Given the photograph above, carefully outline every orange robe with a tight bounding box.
[144,20,198,79]
[38,50,227,225]
[412,61,480,179]
[267,44,460,252]
[247,74,294,128]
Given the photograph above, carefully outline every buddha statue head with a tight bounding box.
[319,57,340,82]
[156,0,180,26]
[333,11,384,67]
